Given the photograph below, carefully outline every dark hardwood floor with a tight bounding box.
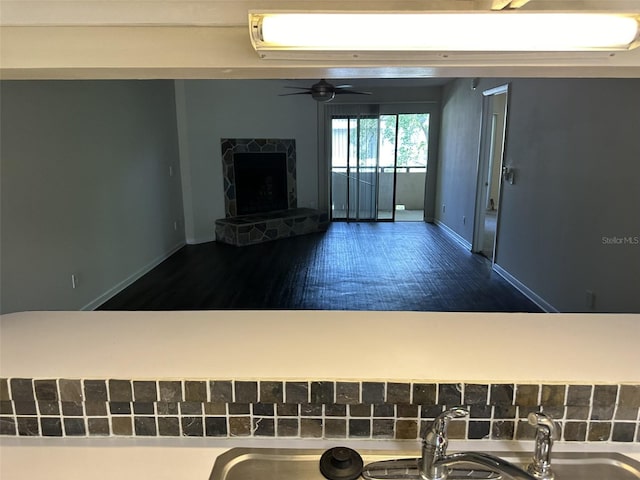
[98,222,542,312]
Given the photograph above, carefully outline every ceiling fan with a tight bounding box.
[279,79,372,103]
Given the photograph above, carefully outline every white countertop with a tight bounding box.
[0,439,226,480]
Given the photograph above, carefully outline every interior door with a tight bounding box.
[473,85,509,262]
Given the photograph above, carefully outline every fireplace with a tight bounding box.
[216,138,328,246]
[220,138,297,218]
[234,152,288,215]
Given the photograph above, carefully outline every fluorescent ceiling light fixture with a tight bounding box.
[249,12,640,52]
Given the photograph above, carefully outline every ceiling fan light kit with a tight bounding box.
[249,11,640,56]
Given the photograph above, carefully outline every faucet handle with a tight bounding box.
[527,412,555,480]
[443,406,469,418]
[424,407,469,450]
[528,412,555,432]
[436,407,469,429]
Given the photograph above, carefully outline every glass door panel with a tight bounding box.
[330,118,349,219]
[394,113,429,221]
[377,114,398,220]
[355,116,379,221]
[347,118,359,220]
[331,115,379,221]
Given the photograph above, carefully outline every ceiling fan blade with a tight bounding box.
[334,89,372,95]
[334,84,354,89]
[279,92,313,96]
[282,86,314,90]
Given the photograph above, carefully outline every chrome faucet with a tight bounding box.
[420,407,538,480]
[362,407,556,480]
[420,406,468,479]
[526,412,555,480]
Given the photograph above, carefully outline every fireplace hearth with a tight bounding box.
[215,138,328,246]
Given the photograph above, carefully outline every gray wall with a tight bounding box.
[436,78,640,312]
[175,80,319,244]
[1,80,184,314]
[435,79,482,241]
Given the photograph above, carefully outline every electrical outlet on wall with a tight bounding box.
[71,274,78,289]
[442,204,446,213]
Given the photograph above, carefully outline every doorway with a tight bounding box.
[473,84,509,261]
[329,109,431,222]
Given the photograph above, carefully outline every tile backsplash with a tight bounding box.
[1,378,638,443]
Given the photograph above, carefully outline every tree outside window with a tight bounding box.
[380,114,430,168]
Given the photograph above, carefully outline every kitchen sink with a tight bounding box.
[209,447,640,480]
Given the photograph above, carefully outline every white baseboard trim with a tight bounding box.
[493,263,559,313]
[82,241,186,311]
[434,219,557,313]
[434,220,472,251]
[187,236,215,245]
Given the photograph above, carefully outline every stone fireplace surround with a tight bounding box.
[215,138,328,247]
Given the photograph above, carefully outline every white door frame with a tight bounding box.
[472,83,510,263]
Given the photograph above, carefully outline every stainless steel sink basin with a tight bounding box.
[210,448,640,480]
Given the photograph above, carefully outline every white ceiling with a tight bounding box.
[2,0,640,26]
[1,0,639,79]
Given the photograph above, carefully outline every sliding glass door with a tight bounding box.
[331,115,380,221]
[330,109,431,222]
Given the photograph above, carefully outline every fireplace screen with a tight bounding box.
[221,138,297,218]
[233,152,289,215]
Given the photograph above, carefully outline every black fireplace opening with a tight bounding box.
[233,152,289,216]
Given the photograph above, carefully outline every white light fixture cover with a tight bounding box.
[249,12,640,54]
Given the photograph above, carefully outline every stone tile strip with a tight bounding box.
[0,379,638,442]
